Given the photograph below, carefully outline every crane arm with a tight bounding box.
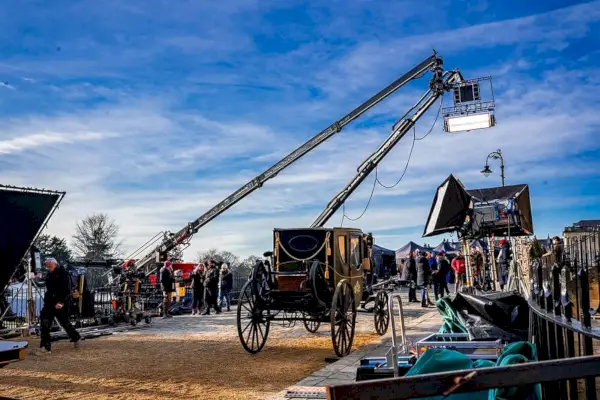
[310,70,463,228]
[133,53,443,271]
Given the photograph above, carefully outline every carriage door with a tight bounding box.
[336,232,349,287]
[350,234,363,305]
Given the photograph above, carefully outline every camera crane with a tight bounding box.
[131,51,450,272]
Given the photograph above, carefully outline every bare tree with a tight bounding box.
[196,248,240,266]
[71,213,123,260]
[238,255,262,276]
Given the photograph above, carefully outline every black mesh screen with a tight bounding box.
[0,188,61,288]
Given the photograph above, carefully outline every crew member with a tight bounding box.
[497,240,511,291]
[415,250,432,307]
[38,258,81,355]
[471,249,484,288]
[160,260,175,318]
[401,253,418,303]
[452,251,466,293]
[190,263,205,315]
[202,260,221,315]
[433,251,451,299]
[219,263,233,312]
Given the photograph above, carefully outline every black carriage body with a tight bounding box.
[270,227,365,315]
[238,227,370,357]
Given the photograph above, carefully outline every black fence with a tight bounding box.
[1,267,250,334]
[529,231,600,399]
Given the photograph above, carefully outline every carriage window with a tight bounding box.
[337,235,347,264]
[350,235,361,268]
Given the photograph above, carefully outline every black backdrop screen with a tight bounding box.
[0,188,61,288]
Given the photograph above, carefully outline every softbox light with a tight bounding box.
[423,174,472,237]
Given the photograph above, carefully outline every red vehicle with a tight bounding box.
[148,262,196,285]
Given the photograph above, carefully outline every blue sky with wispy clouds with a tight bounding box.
[1,1,599,259]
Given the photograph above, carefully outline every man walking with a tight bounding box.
[38,258,81,355]
[160,260,175,318]
[452,251,466,293]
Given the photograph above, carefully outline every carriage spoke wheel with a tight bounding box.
[373,291,389,335]
[330,280,357,357]
[303,313,321,333]
[237,281,270,354]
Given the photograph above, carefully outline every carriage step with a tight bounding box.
[284,386,326,399]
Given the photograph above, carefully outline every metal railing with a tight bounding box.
[528,231,600,399]
[386,293,408,377]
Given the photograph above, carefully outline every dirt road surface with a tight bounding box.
[0,310,381,400]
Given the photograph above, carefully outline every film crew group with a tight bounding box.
[35,258,81,355]
[401,250,454,307]
[159,259,234,317]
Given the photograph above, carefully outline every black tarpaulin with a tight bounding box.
[439,291,529,343]
[423,175,472,237]
[0,185,63,289]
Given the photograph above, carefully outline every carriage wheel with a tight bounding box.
[373,291,389,335]
[237,281,270,354]
[330,280,357,357]
[303,314,321,333]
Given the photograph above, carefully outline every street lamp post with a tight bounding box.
[481,149,505,186]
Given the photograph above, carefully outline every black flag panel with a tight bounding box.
[0,186,63,288]
[423,174,472,237]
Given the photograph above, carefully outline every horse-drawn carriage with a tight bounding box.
[236,227,394,357]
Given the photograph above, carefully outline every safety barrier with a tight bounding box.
[386,293,408,377]
[528,231,600,399]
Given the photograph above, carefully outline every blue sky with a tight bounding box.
[1,1,599,259]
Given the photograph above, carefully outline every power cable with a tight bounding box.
[340,93,445,225]
[415,94,444,141]
[375,94,444,189]
[340,168,378,226]
[375,127,417,189]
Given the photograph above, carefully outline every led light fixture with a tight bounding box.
[444,112,495,133]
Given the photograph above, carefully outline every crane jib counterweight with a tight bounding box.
[133,52,446,270]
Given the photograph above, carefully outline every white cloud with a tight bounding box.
[1,2,598,263]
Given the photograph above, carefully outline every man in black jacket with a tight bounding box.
[415,250,432,307]
[160,261,175,318]
[202,260,221,315]
[38,258,81,354]
[401,253,418,302]
[433,251,451,300]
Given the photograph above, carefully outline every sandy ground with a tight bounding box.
[0,311,381,400]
